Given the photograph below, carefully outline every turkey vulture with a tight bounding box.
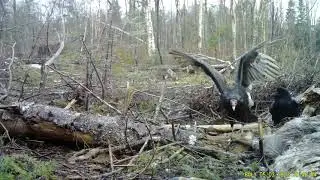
[169,43,280,130]
[269,87,301,126]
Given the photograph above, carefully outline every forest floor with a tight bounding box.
[0,58,283,179]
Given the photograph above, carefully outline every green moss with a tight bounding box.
[0,154,56,179]
[175,73,211,86]
[112,63,125,77]
[127,145,232,179]
[137,100,156,112]
[115,48,135,65]
[249,161,260,172]
[91,103,111,115]
[50,99,69,108]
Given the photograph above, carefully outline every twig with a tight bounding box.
[108,139,114,172]
[160,107,177,141]
[46,65,122,114]
[171,121,176,141]
[258,118,269,170]
[124,82,134,154]
[152,147,185,166]
[64,99,77,109]
[152,83,165,123]
[96,134,151,179]
[114,141,178,165]
[18,73,29,102]
[92,168,122,179]
[101,23,146,44]
[0,121,11,141]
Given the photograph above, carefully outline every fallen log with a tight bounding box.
[0,102,154,147]
[0,102,200,148]
[162,123,259,133]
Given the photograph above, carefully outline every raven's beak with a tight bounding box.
[230,99,237,111]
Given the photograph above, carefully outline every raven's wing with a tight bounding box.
[169,50,227,94]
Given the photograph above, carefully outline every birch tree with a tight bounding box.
[175,0,181,47]
[230,0,237,59]
[198,0,203,51]
[260,0,268,53]
[242,0,247,50]
[146,0,155,57]
[252,0,260,45]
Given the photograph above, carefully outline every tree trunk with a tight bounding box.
[155,0,163,64]
[243,0,247,50]
[175,0,181,47]
[146,0,156,57]
[231,0,237,59]
[252,0,259,46]
[198,0,203,51]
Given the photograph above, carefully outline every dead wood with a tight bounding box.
[0,102,199,148]
[295,85,320,116]
[162,123,259,133]
[0,102,153,146]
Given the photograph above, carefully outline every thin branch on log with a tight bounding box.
[64,99,77,109]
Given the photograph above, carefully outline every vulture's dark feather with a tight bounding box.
[270,87,301,125]
[169,43,280,128]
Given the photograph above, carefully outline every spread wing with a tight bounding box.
[236,49,280,89]
[169,50,227,94]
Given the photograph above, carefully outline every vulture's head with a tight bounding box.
[230,99,238,111]
[223,88,244,111]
